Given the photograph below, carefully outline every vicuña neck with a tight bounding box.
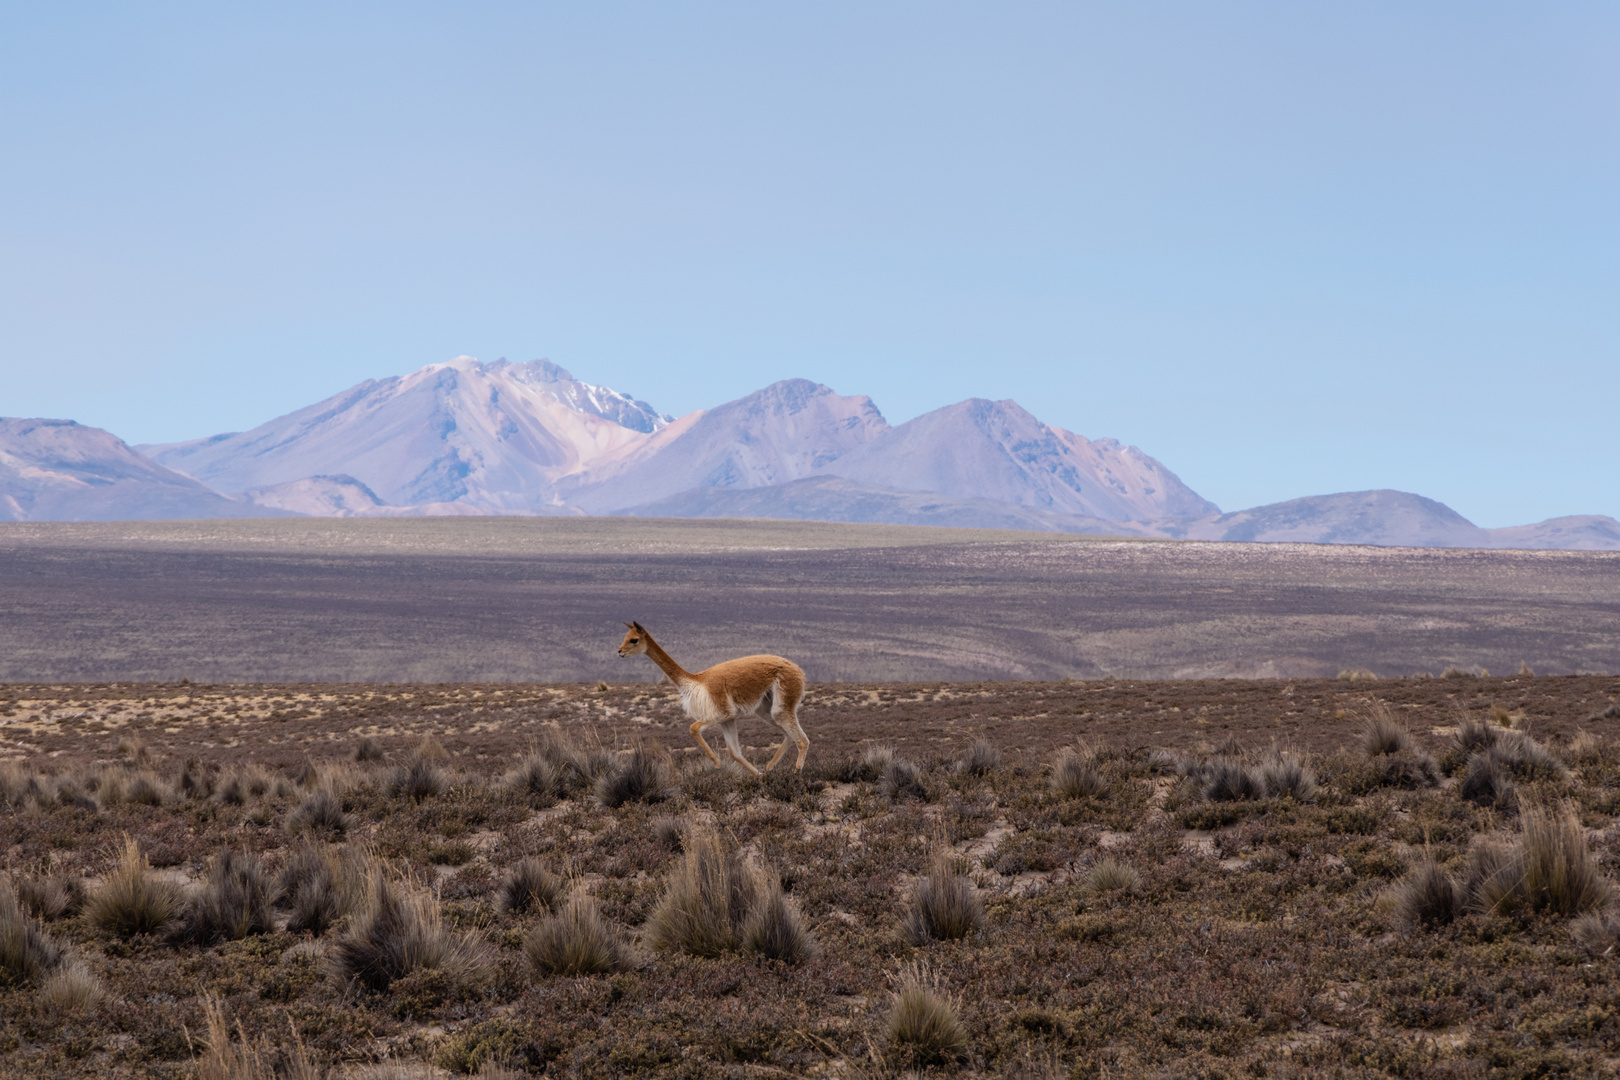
[643,637,692,684]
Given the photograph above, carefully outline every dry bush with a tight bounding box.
[125,771,168,807]
[537,730,613,793]
[1338,668,1378,681]
[1084,858,1140,894]
[16,874,85,921]
[886,962,969,1067]
[646,829,759,958]
[354,737,385,763]
[40,960,103,1012]
[595,746,674,808]
[194,995,321,1080]
[1393,861,1463,928]
[740,875,818,965]
[651,815,687,851]
[287,789,352,838]
[1441,665,1474,679]
[1256,752,1318,801]
[280,843,370,935]
[1051,746,1109,800]
[0,886,65,987]
[1466,805,1612,918]
[525,893,636,976]
[1362,706,1414,757]
[879,756,928,801]
[1570,909,1620,956]
[1460,751,1519,810]
[1565,729,1615,769]
[175,849,279,944]
[1491,731,1567,780]
[1201,758,1261,802]
[87,837,184,938]
[497,858,566,916]
[332,874,487,993]
[388,757,449,802]
[904,856,984,944]
[217,763,275,807]
[501,753,560,807]
[957,738,1002,776]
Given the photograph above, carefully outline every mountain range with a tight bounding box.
[3,356,1616,550]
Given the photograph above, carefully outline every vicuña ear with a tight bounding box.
[632,622,646,633]
[623,622,633,628]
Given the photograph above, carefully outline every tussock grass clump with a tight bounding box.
[1362,706,1414,757]
[125,772,167,807]
[497,858,566,916]
[651,815,687,851]
[16,874,85,922]
[1051,746,1109,800]
[741,875,818,964]
[217,764,274,807]
[904,857,984,944]
[0,886,65,987]
[39,960,103,1012]
[502,753,560,807]
[175,849,278,944]
[525,894,636,976]
[1202,758,1261,802]
[957,738,1001,776]
[886,962,969,1067]
[1466,805,1612,918]
[595,746,674,808]
[332,875,487,993]
[1084,858,1140,893]
[194,994,320,1080]
[1491,731,1567,781]
[354,737,386,763]
[537,730,614,793]
[86,838,184,939]
[280,843,370,935]
[1338,668,1378,681]
[646,829,759,958]
[879,757,928,802]
[388,757,448,802]
[1460,751,1518,810]
[1570,909,1620,956]
[1393,861,1463,928]
[287,788,352,837]
[1256,752,1318,801]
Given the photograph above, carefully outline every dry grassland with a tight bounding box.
[3,675,1620,1078]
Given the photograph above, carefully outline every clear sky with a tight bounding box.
[3,2,1616,527]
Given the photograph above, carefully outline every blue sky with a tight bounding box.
[3,2,1616,526]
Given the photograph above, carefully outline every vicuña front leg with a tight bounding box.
[688,720,723,769]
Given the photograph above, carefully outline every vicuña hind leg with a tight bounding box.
[777,711,810,772]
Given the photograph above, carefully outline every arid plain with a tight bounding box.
[3,519,1620,1078]
[2,517,1618,683]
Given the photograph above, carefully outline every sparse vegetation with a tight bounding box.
[2,674,1619,1077]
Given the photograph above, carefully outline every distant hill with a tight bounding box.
[6,355,1616,551]
[0,418,288,522]
[614,475,1153,535]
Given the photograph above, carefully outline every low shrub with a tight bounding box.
[15,875,85,921]
[1202,758,1261,802]
[1460,751,1518,810]
[498,858,566,916]
[651,815,687,851]
[1393,861,1463,928]
[904,857,983,944]
[39,960,102,1012]
[646,829,759,958]
[886,962,969,1067]
[1052,747,1109,800]
[287,788,352,837]
[957,739,1001,776]
[1362,706,1414,757]
[388,758,448,802]
[595,746,674,808]
[879,757,928,802]
[0,886,65,987]
[741,875,818,964]
[503,753,560,807]
[280,843,369,936]
[1466,806,1611,918]
[1256,753,1318,801]
[354,737,386,763]
[1084,858,1140,894]
[86,838,184,938]
[175,848,278,944]
[332,874,487,993]
[525,894,636,976]
[1570,909,1620,956]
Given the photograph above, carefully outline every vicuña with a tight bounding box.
[616,622,809,774]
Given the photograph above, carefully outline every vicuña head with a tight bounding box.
[617,621,650,657]
[613,621,811,774]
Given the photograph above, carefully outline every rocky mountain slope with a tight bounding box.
[0,418,286,522]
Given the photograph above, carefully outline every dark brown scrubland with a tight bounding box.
[3,674,1620,1078]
